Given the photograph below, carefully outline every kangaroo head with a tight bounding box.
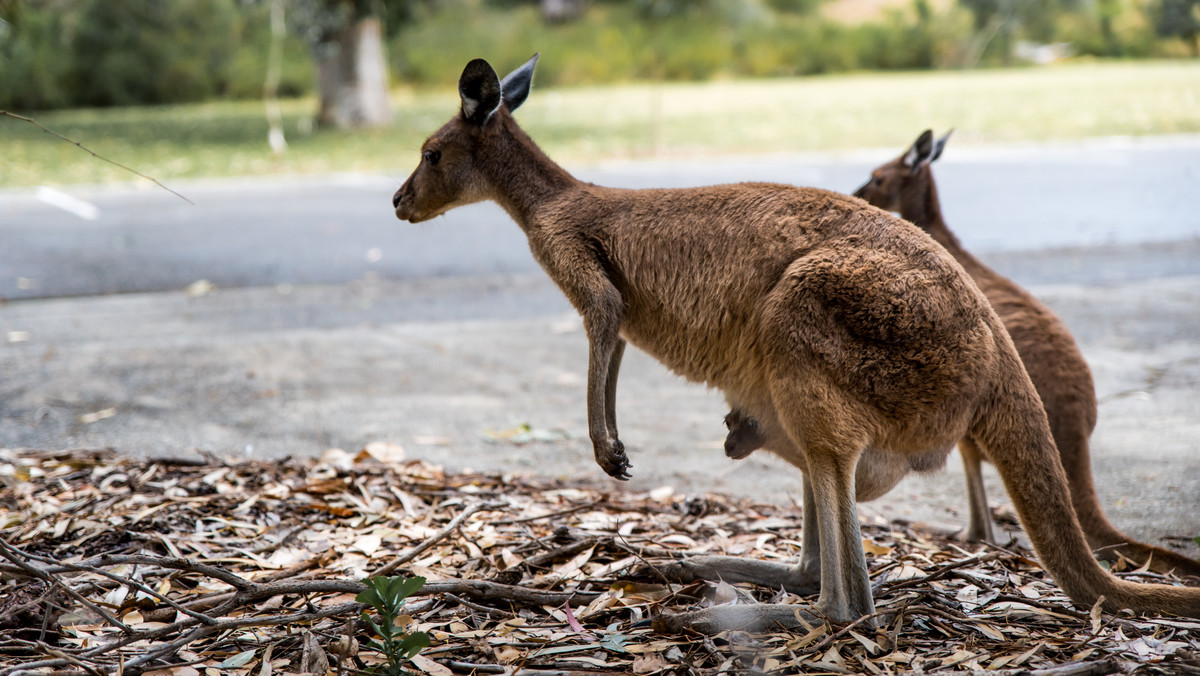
[853,129,951,213]
[392,55,539,222]
[723,408,766,460]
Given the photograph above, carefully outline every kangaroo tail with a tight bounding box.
[1104,540,1200,579]
[1055,426,1200,578]
[972,350,1200,618]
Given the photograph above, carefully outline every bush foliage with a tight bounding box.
[0,0,1195,111]
[0,0,313,111]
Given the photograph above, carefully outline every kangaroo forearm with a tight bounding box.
[604,338,625,435]
[582,295,630,480]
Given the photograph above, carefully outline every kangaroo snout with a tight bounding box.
[392,183,417,221]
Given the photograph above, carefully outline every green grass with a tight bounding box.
[3,60,1199,188]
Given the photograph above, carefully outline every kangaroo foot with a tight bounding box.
[652,602,824,634]
[660,555,821,596]
[593,438,631,480]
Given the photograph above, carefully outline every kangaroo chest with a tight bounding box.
[537,226,788,390]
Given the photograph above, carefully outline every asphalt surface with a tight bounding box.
[3,135,1199,300]
[1,137,1198,561]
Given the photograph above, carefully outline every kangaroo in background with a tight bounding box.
[391,55,1200,627]
[849,129,1200,576]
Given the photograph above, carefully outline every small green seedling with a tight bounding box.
[356,575,430,675]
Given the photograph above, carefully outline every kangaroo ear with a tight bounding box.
[930,128,953,163]
[459,58,502,126]
[903,129,935,173]
[500,53,539,113]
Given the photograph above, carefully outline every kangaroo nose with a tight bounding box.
[392,190,403,209]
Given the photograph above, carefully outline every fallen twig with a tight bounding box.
[885,550,1005,591]
[374,500,506,576]
[489,500,604,526]
[1,447,1196,676]
[0,539,131,634]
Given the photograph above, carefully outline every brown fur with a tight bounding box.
[723,409,765,459]
[847,130,1200,577]
[392,57,1200,623]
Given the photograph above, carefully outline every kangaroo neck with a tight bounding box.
[898,171,988,274]
[480,111,578,229]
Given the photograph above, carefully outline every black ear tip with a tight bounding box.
[460,58,501,98]
[460,58,503,123]
[461,59,501,90]
[462,58,497,80]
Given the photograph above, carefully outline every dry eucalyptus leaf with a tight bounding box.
[0,447,1196,676]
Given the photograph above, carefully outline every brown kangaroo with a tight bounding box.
[724,130,1200,579]
[850,130,1200,577]
[391,55,1200,626]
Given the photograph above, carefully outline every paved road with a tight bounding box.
[1,138,1198,562]
[2,135,1198,300]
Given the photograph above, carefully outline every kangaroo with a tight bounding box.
[723,409,764,460]
[391,55,1200,626]
[847,129,1200,576]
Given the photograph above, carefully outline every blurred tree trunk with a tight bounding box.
[315,15,391,128]
[541,0,585,22]
[265,0,288,155]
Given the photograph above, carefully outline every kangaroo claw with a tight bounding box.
[595,438,632,480]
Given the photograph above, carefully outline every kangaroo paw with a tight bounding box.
[594,438,631,480]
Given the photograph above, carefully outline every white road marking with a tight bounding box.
[35,186,100,221]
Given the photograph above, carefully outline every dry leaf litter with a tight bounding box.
[1,446,1198,676]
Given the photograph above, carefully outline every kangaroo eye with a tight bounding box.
[422,149,441,166]
[872,176,883,186]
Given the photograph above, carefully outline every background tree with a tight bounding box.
[1156,0,1200,56]
[290,0,395,129]
[1095,0,1122,56]
[2,0,1196,114]
[70,0,240,107]
[959,0,1085,65]
[540,0,587,22]
[0,0,74,110]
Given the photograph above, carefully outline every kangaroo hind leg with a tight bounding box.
[959,436,996,543]
[664,378,877,630]
[796,434,874,621]
[660,473,822,596]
